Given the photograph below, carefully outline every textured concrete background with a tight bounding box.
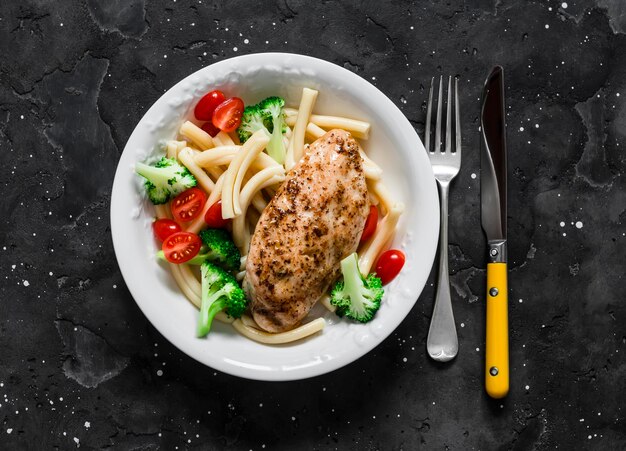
[1,0,626,449]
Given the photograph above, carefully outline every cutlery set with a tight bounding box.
[423,66,509,399]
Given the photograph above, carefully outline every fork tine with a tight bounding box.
[434,76,443,153]
[454,77,461,154]
[445,76,452,154]
[425,77,434,152]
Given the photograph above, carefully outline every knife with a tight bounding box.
[480,66,509,399]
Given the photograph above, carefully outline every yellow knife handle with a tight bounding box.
[486,262,509,398]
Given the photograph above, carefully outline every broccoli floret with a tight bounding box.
[237,105,270,143]
[258,96,287,164]
[135,157,196,204]
[197,262,248,337]
[236,97,287,164]
[198,228,241,271]
[330,253,384,323]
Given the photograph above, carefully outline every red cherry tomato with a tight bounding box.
[212,97,244,132]
[152,218,181,242]
[375,250,406,285]
[201,121,220,137]
[171,188,207,223]
[194,90,225,121]
[204,200,230,229]
[162,232,202,264]
[360,205,378,243]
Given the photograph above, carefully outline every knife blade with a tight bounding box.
[480,66,509,399]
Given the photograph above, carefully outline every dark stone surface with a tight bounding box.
[1,0,625,449]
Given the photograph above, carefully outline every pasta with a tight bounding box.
[284,108,371,139]
[285,88,318,170]
[221,130,270,219]
[180,121,215,150]
[178,147,216,193]
[232,316,326,344]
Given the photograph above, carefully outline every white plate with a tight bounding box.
[110,53,439,381]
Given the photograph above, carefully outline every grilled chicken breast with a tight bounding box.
[245,129,370,333]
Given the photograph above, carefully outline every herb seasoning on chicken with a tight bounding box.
[244,129,370,333]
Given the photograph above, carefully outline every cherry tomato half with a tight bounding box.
[201,121,220,137]
[375,249,406,285]
[360,205,378,243]
[152,218,181,242]
[162,232,202,264]
[171,188,207,223]
[204,200,230,229]
[194,90,225,121]
[212,97,244,132]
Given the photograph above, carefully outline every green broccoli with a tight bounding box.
[258,96,287,163]
[135,157,196,204]
[236,96,287,164]
[198,228,241,271]
[237,104,269,142]
[197,262,248,337]
[330,252,384,323]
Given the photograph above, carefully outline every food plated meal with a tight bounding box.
[135,84,407,344]
[111,53,439,380]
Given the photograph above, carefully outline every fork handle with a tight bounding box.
[426,181,458,362]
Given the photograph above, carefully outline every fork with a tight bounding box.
[424,76,461,362]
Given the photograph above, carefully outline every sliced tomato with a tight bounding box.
[201,121,220,137]
[204,200,229,229]
[171,188,207,223]
[194,90,225,121]
[153,218,181,241]
[360,205,378,243]
[375,250,406,285]
[162,232,202,264]
[212,97,244,132]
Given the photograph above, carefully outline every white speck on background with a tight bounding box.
[157,370,163,376]
[402,357,407,362]
[233,47,238,52]
[73,437,80,446]
[519,298,523,303]
[23,280,29,286]
[476,347,480,352]
[7,429,12,434]
[575,221,583,229]
[519,126,524,131]
[562,2,568,8]
[460,322,465,327]
[84,421,90,429]
[525,385,530,390]
[244,38,249,44]
[560,221,565,227]
[471,173,477,179]
[545,24,550,29]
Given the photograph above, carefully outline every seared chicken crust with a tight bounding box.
[245,129,369,333]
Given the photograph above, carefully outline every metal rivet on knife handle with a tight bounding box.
[489,366,499,376]
[489,287,499,297]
